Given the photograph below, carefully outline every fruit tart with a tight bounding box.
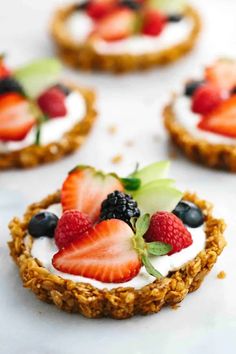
[0,56,96,169]
[51,0,201,73]
[164,58,236,171]
[9,161,226,319]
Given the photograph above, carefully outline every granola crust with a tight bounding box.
[0,85,96,170]
[8,192,226,319]
[164,99,236,171]
[50,4,201,73]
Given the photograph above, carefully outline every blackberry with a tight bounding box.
[0,77,25,96]
[54,83,71,96]
[119,0,142,10]
[167,14,183,23]
[184,80,205,97]
[100,191,140,225]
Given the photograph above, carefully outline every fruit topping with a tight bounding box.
[92,8,137,41]
[14,58,62,98]
[142,10,167,36]
[54,83,71,96]
[53,219,141,282]
[184,80,205,97]
[61,166,124,223]
[100,190,140,225]
[28,212,59,238]
[191,84,223,115]
[144,211,193,255]
[205,59,236,91]
[131,160,170,186]
[74,1,89,10]
[0,93,36,141]
[148,0,186,14]
[120,0,142,10]
[37,87,67,118]
[0,77,25,97]
[0,56,11,78]
[167,14,183,22]
[198,95,236,138]
[55,210,92,249]
[86,0,117,19]
[231,86,236,95]
[173,201,204,228]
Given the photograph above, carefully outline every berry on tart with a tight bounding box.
[142,10,167,36]
[28,211,59,238]
[37,87,67,118]
[173,200,204,228]
[86,0,118,20]
[191,84,223,115]
[0,55,11,78]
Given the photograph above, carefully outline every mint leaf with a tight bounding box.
[135,214,150,238]
[147,242,172,256]
[141,255,163,279]
[122,177,141,191]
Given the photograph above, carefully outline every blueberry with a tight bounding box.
[173,201,204,228]
[167,14,183,22]
[184,80,205,97]
[28,212,59,238]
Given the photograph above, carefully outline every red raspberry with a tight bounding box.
[55,210,92,249]
[191,84,223,115]
[37,87,67,118]
[142,10,167,37]
[144,212,193,255]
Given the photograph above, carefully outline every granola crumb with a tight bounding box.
[124,140,134,147]
[111,154,123,164]
[171,304,181,310]
[107,125,117,135]
[217,271,226,279]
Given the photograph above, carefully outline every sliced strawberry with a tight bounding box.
[93,8,136,41]
[142,10,167,37]
[0,93,36,141]
[86,0,117,20]
[205,59,236,91]
[198,96,236,138]
[61,166,124,223]
[0,57,11,78]
[52,219,141,283]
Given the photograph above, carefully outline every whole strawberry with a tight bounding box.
[144,211,192,255]
[55,210,92,249]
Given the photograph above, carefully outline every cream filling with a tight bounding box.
[28,203,206,290]
[173,95,236,145]
[66,11,193,55]
[0,91,86,152]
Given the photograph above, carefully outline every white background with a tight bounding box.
[1,0,236,353]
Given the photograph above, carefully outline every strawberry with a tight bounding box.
[55,210,93,249]
[142,10,167,37]
[61,166,124,223]
[0,57,11,78]
[0,93,36,141]
[37,87,67,118]
[86,0,117,20]
[205,59,236,91]
[191,84,223,115]
[144,212,193,255]
[93,8,136,41]
[52,219,141,283]
[198,95,236,138]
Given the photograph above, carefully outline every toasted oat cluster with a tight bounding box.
[51,3,201,73]
[8,162,226,319]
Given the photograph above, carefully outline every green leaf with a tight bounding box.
[122,177,141,191]
[147,242,172,256]
[35,124,41,145]
[135,214,150,238]
[141,255,163,279]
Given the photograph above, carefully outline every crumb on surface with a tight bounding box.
[111,154,123,164]
[217,271,226,279]
[171,304,181,310]
[107,125,117,135]
[124,140,134,147]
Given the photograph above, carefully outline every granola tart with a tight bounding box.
[0,57,96,169]
[8,162,226,319]
[164,59,236,171]
[50,0,201,73]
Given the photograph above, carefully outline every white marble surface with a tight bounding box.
[0,0,236,353]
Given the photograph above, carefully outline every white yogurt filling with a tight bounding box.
[173,95,236,145]
[28,203,206,290]
[66,11,193,55]
[0,91,86,152]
